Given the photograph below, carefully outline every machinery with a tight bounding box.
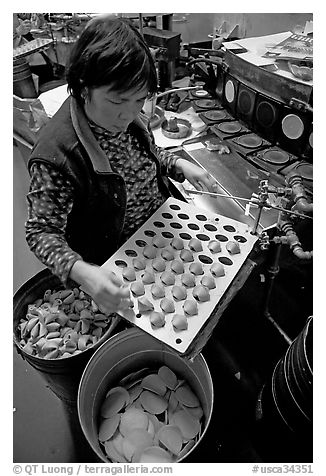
[143,26,181,90]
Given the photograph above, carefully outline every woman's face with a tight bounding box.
[83,84,148,133]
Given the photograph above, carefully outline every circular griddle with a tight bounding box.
[234,134,263,149]
[192,89,211,98]
[202,110,227,121]
[194,99,220,109]
[217,121,242,134]
[261,148,290,165]
[295,162,313,181]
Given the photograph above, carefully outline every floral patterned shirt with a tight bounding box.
[26,120,184,285]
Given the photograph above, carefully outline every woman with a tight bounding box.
[26,15,217,315]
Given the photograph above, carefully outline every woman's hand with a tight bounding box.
[69,261,131,315]
[16,19,32,36]
[175,158,218,192]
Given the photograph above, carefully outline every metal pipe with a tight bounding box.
[265,311,293,345]
[263,242,282,308]
[251,205,264,235]
[292,197,313,215]
[268,204,312,220]
[185,189,312,219]
[145,85,203,119]
[286,171,313,215]
[261,240,293,345]
[292,247,313,260]
[279,220,313,261]
[156,85,203,99]
[184,189,252,202]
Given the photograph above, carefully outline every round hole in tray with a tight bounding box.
[204,224,217,232]
[170,204,181,210]
[214,217,220,222]
[196,233,210,241]
[179,232,192,240]
[215,234,228,242]
[223,225,236,232]
[219,257,233,266]
[170,222,182,229]
[178,213,189,220]
[125,249,138,257]
[136,313,142,318]
[135,239,147,247]
[162,212,173,219]
[115,259,128,267]
[234,235,247,243]
[162,231,174,239]
[198,254,213,264]
[153,221,165,228]
[176,338,182,344]
[144,230,156,237]
[188,223,200,231]
[196,214,207,221]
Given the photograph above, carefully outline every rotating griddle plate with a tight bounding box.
[233,134,264,149]
[202,110,228,121]
[295,162,313,181]
[210,121,251,141]
[261,148,290,165]
[194,99,221,109]
[245,146,297,176]
[191,89,212,99]
[217,121,242,134]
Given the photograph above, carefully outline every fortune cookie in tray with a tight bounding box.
[180,249,194,263]
[161,249,174,261]
[150,311,166,328]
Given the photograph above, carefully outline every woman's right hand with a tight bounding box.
[69,261,131,315]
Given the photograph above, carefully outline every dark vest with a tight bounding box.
[28,96,179,265]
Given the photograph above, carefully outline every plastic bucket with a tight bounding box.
[13,58,37,98]
[77,327,214,462]
[255,318,313,462]
[260,317,312,434]
[13,268,120,402]
[284,319,312,421]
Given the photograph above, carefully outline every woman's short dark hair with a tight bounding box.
[66,15,157,101]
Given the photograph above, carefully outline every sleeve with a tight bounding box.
[147,125,186,183]
[25,162,83,286]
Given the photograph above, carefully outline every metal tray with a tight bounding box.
[101,198,258,354]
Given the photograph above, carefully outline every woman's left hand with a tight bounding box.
[175,158,218,192]
[16,19,32,36]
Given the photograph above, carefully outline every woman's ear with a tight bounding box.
[81,85,88,103]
